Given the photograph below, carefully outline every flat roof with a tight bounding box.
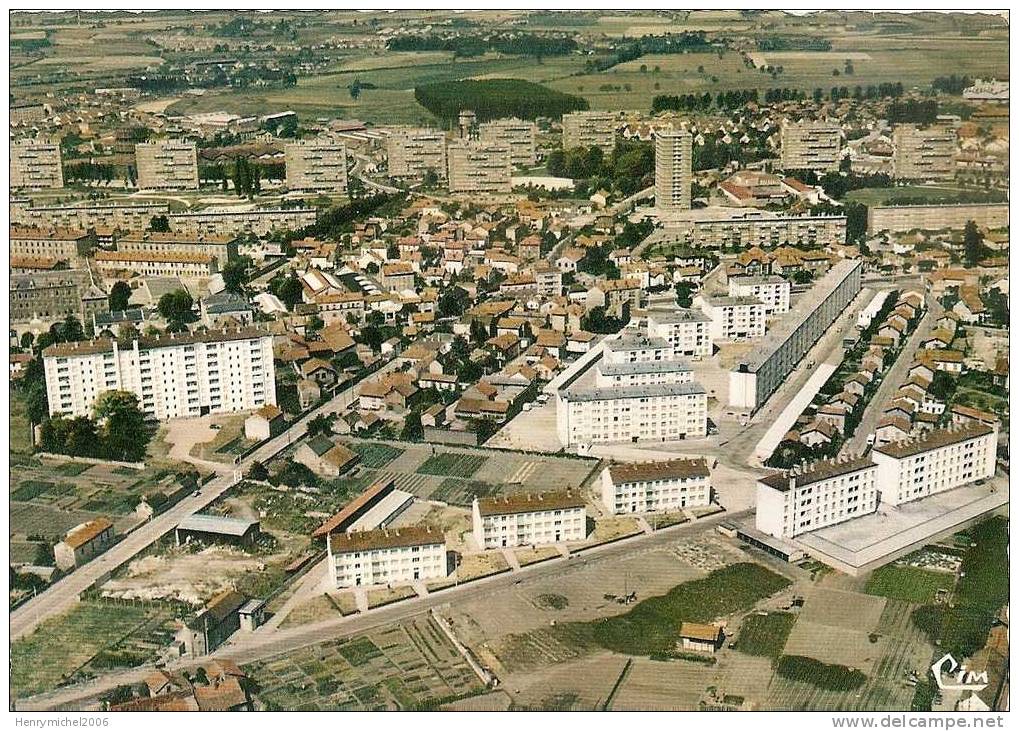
[873,423,994,460]
[598,360,692,377]
[702,295,764,307]
[646,307,710,324]
[562,381,706,403]
[477,489,585,517]
[177,514,258,537]
[42,326,271,358]
[605,332,671,352]
[729,275,789,286]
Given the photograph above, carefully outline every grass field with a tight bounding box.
[864,564,955,604]
[348,442,404,469]
[430,478,500,506]
[10,393,33,455]
[10,600,176,698]
[580,563,791,657]
[736,612,797,659]
[845,186,1005,207]
[416,453,488,479]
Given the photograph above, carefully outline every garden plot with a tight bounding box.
[245,617,483,710]
[348,441,404,469]
[506,651,628,710]
[782,587,887,674]
[609,657,711,711]
[707,653,778,710]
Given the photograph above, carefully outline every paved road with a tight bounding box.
[9,358,398,642]
[16,507,749,710]
[843,296,942,455]
[351,153,404,195]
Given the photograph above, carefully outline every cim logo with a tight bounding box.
[930,653,989,692]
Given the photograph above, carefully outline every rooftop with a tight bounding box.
[759,454,875,493]
[42,326,271,358]
[63,517,113,549]
[476,490,585,517]
[328,525,443,553]
[608,457,710,484]
[177,514,259,537]
[873,423,995,459]
[562,381,705,403]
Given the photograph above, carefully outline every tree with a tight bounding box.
[149,215,170,232]
[792,269,814,285]
[94,390,149,462]
[270,272,304,310]
[674,281,695,308]
[422,169,439,188]
[62,315,84,343]
[401,411,423,442]
[109,281,132,312]
[963,220,988,267]
[221,256,251,293]
[437,286,469,318]
[306,414,333,437]
[246,460,270,481]
[20,331,35,351]
[158,289,194,330]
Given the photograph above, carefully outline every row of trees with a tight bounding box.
[388,31,577,58]
[39,391,150,463]
[586,31,713,73]
[414,78,588,124]
[546,139,654,195]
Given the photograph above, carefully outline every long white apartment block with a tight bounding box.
[386,128,447,179]
[478,117,537,167]
[872,423,998,506]
[562,111,616,154]
[556,331,708,446]
[655,128,693,212]
[601,458,711,515]
[730,258,862,411]
[10,200,168,230]
[10,139,64,189]
[756,456,878,539]
[728,275,791,315]
[646,307,712,359]
[472,491,586,549]
[285,139,348,193]
[697,295,767,342]
[43,328,276,421]
[446,141,512,194]
[135,140,199,190]
[328,526,446,588]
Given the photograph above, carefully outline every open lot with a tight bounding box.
[245,617,484,710]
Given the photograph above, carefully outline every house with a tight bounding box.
[950,404,1000,430]
[875,415,912,444]
[421,402,447,428]
[800,420,836,447]
[299,357,338,390]
[486,332,521,364]
[678,622,723,654]
[381,262,416,291]
[244,404,284,441]
[294,434,360,477]
[54,517,114,571]
[175,589,248,657]
[816,404,848,433]
[297,377,321,410]
[844,373,869,397]
[567,330,596,354]
[418,371,459,392]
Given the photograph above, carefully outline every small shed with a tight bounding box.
[678,622,723,654]
[175,514,260,547]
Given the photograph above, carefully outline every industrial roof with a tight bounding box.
[177,514,259,537]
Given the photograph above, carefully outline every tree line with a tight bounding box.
[388,32,577,58]
[414,79,587,124]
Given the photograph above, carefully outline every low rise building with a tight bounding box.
[472,490,586,548]
[53,517,114,570]
[646,307,712,359]
[10,226,89,263]
[327,526,446,587]
[601,458,711,515]
[117,231,237,268]
[93,251,218,279]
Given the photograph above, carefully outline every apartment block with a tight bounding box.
[10,139,63,189]
[43,328,276,421]
[285,139,348,193]
[94,251,218,279]
[446,141,512,194]
[135,140,199,190]
[728,275,791,315]
[730,258,862,411]
[10,201,168,231]
[667,212,847,250]
[646,307,712,359]
[386,128,447,179]
[891,124,956,181]
[779,120,842,172]
[866,203,1009,235]
[872,423,998,506]
[327,527,446,588]
[601,458,711,515]
[167,207,318,237]
[10,226,89,263]
[697,295,767,341]
[556,332,708,446]
[478,117,537,167]
[117,231,237,267]
[562,110,616,154]
[756,456,878,539]
[655,128,693,212]
[472,491,586,548]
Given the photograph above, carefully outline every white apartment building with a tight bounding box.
[285,139,349,193]
[10,139,64,189]
[327,526,446,587]
[779,120,842,172]
[43,328,276,421]
[664,212,847,250]
[556,332,708,446]
[697,295,767,341]
[93,251,218,279]
[117,232,237,268]
[728,275,791,315]
[135,140,199,190]
[472,491,586,548]
[562,110,616,154]
[601,457,711,515]
[730,258,862,411]
[872,423,998,506]
[446,141,512,194]
[655,128,693,212]
[10,227,89,262]
[646,308,712,359]
[386,128,447,179]
[891,124,956,181]
[10,201,168,230]
[756,456,878,539]
[167,207,318,237]
[478,117,537,167]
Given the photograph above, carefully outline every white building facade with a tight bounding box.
[328,527,446,587]
[472,492,586,548]
[728,275,791,315]
[285,139,349,193]
[601,458,711,514]
[698,295,767,341]
[43,328,276,420]
[646,308,712,359]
